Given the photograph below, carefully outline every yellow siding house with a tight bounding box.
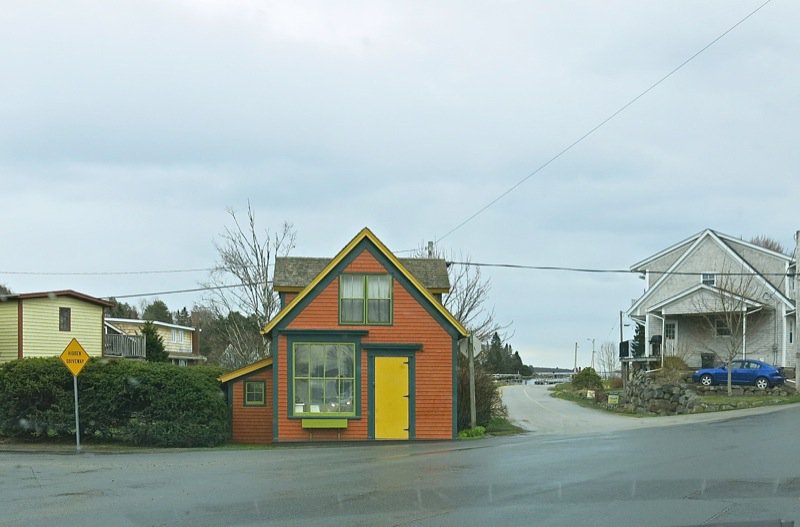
[0,290,111,363]
[105,318,206,366]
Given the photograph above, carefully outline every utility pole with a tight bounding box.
[573,342,578,371]
[587,338,595,370]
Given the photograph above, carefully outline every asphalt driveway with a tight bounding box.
[502,382,796,435]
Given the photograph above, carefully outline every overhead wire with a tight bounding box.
[434,0,773,245]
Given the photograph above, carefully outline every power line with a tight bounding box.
[446,260,791,277]
[0,267,216,276]
[435,0,773,244]
[107,281,271,300]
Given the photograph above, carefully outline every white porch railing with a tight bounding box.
[105,334,146,359]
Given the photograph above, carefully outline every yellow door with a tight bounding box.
[374,356,409,440]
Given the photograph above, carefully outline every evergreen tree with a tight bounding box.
[106,298,139,319]
[174,307,192,327]
[485,332,505,373]
[141,321,169,362]
[631,323,645,358]
[143,300,173,324]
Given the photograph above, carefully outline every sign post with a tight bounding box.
[59,338,90,452]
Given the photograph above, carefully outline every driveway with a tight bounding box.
[502,382,795,435]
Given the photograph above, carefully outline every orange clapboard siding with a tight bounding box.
[275,248,455,441]
[230,369,273,444]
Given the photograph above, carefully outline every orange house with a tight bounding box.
[220,228,469,443]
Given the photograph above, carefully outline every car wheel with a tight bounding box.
[699,374,713,387]
[755,377,769,390]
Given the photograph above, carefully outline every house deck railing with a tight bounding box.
[105,334,146,359]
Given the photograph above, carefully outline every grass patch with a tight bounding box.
[485,417,524,436]
[697,391,800,410]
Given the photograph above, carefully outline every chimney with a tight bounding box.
[427,241,434,258]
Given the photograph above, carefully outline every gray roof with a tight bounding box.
[274,256,450,291]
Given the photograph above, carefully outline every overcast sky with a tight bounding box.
[2,0,798,368]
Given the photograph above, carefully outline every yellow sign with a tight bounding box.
[60,338,90,376]
[608,394,620,405]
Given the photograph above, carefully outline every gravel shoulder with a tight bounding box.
[502,383,797,435]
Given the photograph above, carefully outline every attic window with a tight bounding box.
[701,273,716,286]
[340,274,392,325]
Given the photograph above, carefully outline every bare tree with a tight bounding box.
[693,268,759,395]
[597,341,618,379]
[413,245,511,342]
[749,235,787,255]
[205,203,296,369]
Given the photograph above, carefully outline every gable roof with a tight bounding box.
[218,357,273,384]
[630,229,793,272]
[648,283,763,314]
[629,229,793,315]
[274,256,451,293]
[262,227,469,338]
[0,289,112,307]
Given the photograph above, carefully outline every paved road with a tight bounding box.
[3,402,800,527]
[503,382,796,435]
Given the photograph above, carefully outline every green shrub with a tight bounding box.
[0,358,228,447]
[458,426,486,439]
[457,362,505,431]
[571,367,603,391]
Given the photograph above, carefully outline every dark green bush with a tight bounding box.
[0,358,228,447]
[571,367,603,391]
[457,362,505,431]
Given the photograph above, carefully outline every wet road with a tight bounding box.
[2,404,799,526]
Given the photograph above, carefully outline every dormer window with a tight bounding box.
[701,273,716,286]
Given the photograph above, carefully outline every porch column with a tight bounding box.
[742,309,747,360]
[645,313,651,358]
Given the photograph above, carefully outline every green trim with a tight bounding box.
[339,273,393,326]
[362,343,422,352]
[367,349,415,440]
[284,331,363,420]
[226,383,233,440]
[280,329,368,337]
[452,339,459,438]
[243,381,266,406]
[302,418,348,429]
[272,353,279,442]
[272,240,461,338]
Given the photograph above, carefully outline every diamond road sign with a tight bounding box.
[60,338,90,376]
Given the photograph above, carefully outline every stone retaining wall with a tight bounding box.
[622,372,699,415]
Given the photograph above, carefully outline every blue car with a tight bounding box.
[692,359,784,390]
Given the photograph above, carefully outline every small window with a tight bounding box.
[701,273,716,286]
[171,329,184,343]
[339,274,392,325]
[59,307,71,332]
[715,319,731,337]
[244,381,266,406]
[664,322,676,340]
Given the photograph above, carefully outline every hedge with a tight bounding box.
[0,358,229,447]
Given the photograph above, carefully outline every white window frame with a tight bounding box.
[701,273,716,287]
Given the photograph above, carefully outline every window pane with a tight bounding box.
[340,275,364,298]
[309,380,324,408]
[295,379,308,405]
[367,275,391,299]
[340,380,354,412]
[338,346,354,377]
[367,299,391,323]
[325,345,339,377]
[295,345,311,377]
[341,299,364,323]
[309,345,325,377]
